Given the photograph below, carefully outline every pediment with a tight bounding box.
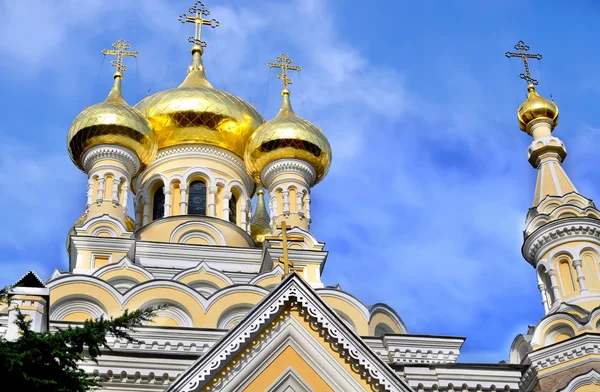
[167,274,411,392]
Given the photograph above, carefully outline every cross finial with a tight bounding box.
[268,53,302,90]
[178,1,219,48]
[505,40,543,86]
[101,38,139,75]
[264,221,304,278]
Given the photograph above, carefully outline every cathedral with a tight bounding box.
[2,2,600,391]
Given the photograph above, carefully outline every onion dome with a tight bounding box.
[250,188,272,246]
[135,45,264,157]
[67,71,157,171]
[245,88,332,185]
[518,84,559,132]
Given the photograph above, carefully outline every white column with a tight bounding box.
[241,199,248,230]
[96,177,105,203]
[573,259,588,294]
[282,191,290,214]
[223,191,232,222]
[305,194,311,221]
[296,192,304,216]
[121,182,129,212]
[164,186,172,217]
[86,178,94,207]
[142,200,149,226]
[547,269,562,305]
[180,185,188,215]
[270,194,278,224]
[208,186,217,217]
[112,178,121,205]
[246,198,252,233]
[538,283,549,312]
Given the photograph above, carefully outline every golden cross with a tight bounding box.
[268,53,302,90]
[265,221,304,278]
[505,40,543,86]
[178,1,220,48]
[101,38,139,74]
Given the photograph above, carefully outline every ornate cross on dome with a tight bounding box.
[178,1,220,48]
[265,221,304,278]
[268,53,302,90]
[505,40,543,86]
[102,39,139,74]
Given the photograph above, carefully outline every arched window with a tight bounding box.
[188,180,207,216]
[153,187,165,220]
[229,193,237,224]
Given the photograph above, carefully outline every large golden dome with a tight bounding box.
[518,84,559,132]
[245,88,332,185]
[135,47,263,157]
[67,73,157,171]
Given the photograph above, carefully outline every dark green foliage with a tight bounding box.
[0,286,161,392]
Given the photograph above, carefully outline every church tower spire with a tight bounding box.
[510,41,600,315]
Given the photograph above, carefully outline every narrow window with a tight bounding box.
[188,180,207,216]
[153,187,165,220]
[229,193,237,224]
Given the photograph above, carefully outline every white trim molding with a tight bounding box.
[261,159,317,189]
[82,145,140,176]
[559,369,600,392]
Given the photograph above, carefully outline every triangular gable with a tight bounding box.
[167,273,412,392]
[14,270,46,288]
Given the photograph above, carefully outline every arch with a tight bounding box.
[153,186,165,220]
[188,179,208,216]
[93,257,154,283]
[560,370,600,392]
[374,323,395,337]
[335,310,356,332]
[581,250,600,290]
[139,299,193,328]
[188,280,221,298]
[217,304,255,329]
[318,289,371,335]
[557,256,577,296]
[169,221,227,245]
[544,323,576,345]
[182,167,215,186]
[107,277,139,294]
[50,295,108,322]
[369,304,408,335]
[173,262,234,294]
[537,264,554,306]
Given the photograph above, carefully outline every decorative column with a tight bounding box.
[180,185,188,215]
[121,182,129,213]
[547,269,562,306]
[538,283,549,312]
[270,194,278,222]
[164,186,172,217]
[223,191,232,222]
[96,177,105,203]
[305,195,311,221]
[246,198,252,233]
[86,178,94,207]
[296,191,304,217]
[282,191,290,214]
[142,199,150,226]
[572,259,588,294]
[112,178,121,205]
[208,186,217,217]
[241,198,248,231]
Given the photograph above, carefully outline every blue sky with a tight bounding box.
[2,0,600,363]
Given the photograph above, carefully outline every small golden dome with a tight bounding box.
[135,46,264,157]
[245,89,332,185]
[250,188,272,247]
[518,84,559,132]
[67,73,157,170]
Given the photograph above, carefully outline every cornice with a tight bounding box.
[261,159,316,188]
[83,145,140,176]
[522,217,600,265]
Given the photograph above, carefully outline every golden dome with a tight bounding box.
[518,84,559,132]
[245,88,332,185]
[67,73,157,170]
[135,46,264,157]
[250,188,272,247]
